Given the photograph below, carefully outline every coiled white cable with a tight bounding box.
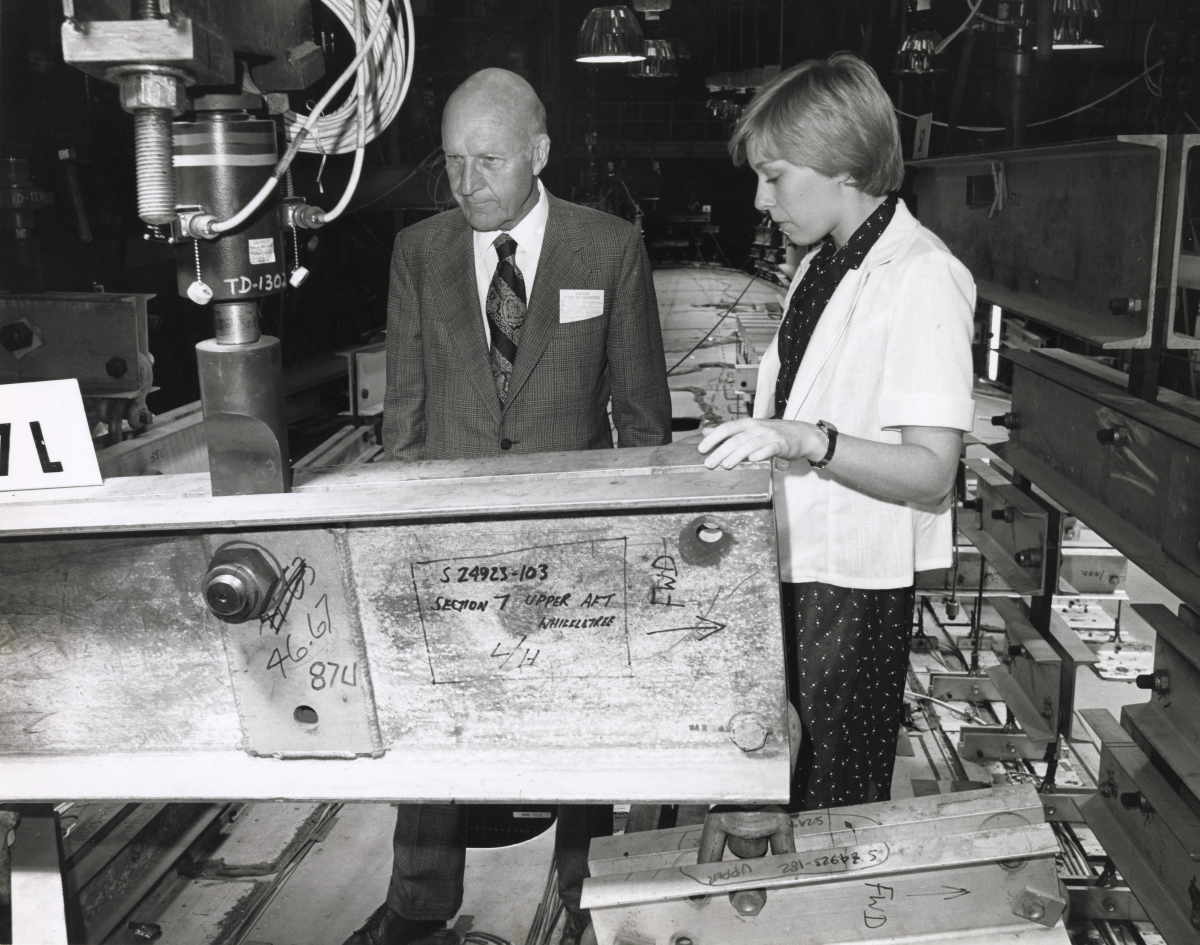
[323,0,368,222]
[210,0,413,234]
[283,0,413,155]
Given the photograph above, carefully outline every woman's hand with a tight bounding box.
[697,418,824,469]
[698,421,963,505]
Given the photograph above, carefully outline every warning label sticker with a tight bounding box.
[248,238,276,265]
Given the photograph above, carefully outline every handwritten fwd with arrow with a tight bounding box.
[907,886,971,900]
[646,615,727,640]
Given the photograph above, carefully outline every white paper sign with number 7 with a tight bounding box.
[0,379,102,491]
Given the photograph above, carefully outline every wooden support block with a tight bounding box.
[589,785,1042,877]
[624,806,664,835]
[675,806,710,828]
[10,816,68,945]
[584,821,1064,945]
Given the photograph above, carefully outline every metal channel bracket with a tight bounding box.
[958,598,1060,762]
[911,135,1200,351]
[336,341,386,419]
[1082,723,1200,944]
[1004,349,1200,609]
[960,457,1053,596]
[1121,603,1200,821]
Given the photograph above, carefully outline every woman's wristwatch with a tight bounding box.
[809,420,838,468]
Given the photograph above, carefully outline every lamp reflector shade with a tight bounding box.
[894,30,944,75]
[577,6,646,63]
[1052,0,1104,49]
[629,39,678,77]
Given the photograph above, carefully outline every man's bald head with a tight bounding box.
[442,69,551,232]
[444,69,547,146]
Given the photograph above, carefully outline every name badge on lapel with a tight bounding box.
[559,289,604,323]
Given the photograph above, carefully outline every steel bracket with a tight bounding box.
[1065,885,1150,922]
[960,726,1058,762]
[929,672,1002,703]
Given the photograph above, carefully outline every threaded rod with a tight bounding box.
[137,0,162,18]
[133,109,177,225]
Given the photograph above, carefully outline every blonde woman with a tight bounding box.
[700,52,976,810]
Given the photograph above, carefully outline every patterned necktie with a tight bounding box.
[486,234,527,402]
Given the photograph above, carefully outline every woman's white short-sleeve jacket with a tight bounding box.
[754,198,977,588]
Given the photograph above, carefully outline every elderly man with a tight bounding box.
[342,69,671,945]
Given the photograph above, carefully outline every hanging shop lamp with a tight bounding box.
[894,28,944,74]
[1051,0,1104,49]
[628,39,678,77]
[576,6,647,64]
[893,1,942,75]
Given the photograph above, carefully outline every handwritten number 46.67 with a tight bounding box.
[266,593,340,681]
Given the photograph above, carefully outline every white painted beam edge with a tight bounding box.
[0,749,789,805]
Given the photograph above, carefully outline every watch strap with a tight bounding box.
[809,420,838,468]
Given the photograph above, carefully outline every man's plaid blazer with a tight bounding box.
[382,190,672,461]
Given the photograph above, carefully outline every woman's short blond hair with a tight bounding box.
[729,52,904,197]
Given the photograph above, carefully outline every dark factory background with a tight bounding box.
[0,0,1196,444]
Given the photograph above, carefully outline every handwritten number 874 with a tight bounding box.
[311,661,358,689]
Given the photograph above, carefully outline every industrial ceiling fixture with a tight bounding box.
[894,29,944,74]
[631,0,672,20]
[894,0,944,75]
[1051,0,1104,50]
[629,39,679,77]
[576,6,647,64]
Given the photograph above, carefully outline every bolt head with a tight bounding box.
[118,72,186,115]
[1022,899,1046,920]
[206,574,250,617]
[1102,897,1117,914]
[106,356,129,378]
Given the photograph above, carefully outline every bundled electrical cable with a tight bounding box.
[283,0,415,155]
[211,0,413,232]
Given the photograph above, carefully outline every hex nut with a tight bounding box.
[202,546,281,623]
[727,712,768,752]
[729,888,766,917]
[117,72,186,115]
